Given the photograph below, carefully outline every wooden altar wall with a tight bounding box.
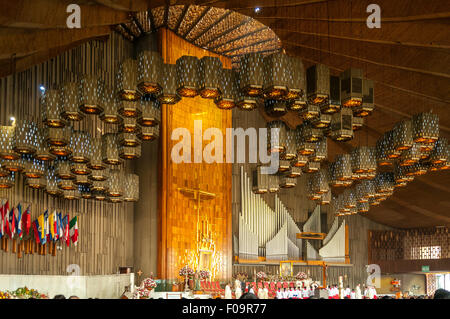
[157,29,232,280]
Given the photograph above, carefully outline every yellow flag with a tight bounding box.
[49,212,55,239]
[38,214,45,239]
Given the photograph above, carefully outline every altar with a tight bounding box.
[152,292,212,299]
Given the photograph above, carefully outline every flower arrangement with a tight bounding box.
[133,287,151,299]
[0,291,11,299]
[198,270,210,280]
[0,287,48,299]
[295,272,308,280]
[256,271,267,280]
[142,278,157,290]
[179,266,194,278]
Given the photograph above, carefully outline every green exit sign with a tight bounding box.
[422,265,430,272]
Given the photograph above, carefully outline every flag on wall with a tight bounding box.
[32,220,40,244]
[62,214,70,247]
[7,208,15,239]
[69,216,78,246]
[37,213,46,244]
[0,202,4,238]
[57,212,63,240]
[44,210,49,241]
[15,204,22,239]
[49,210,57,241]
[22,206,31,236]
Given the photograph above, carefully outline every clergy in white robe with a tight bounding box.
[368,286,377,299]
[235,286,242,299]
[263,287,269,299]
[355,284,362,299]
[225,284,232,299]
[344,286,351,298]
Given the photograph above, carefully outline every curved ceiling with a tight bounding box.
[0,0,449,229]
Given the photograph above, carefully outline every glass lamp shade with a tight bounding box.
[55,160,74,180]
[23,155,45,178]
[353,79,374,117]
[69,131,92,163]
[63,189,81,200]
[73,174,92,186]
[58,179,76,191]
[100,86,122,124]
[321,75,341,114]
[282,128,297,160]
[49,145,72,157]
[340,68,363,108]
[307,178,321,200]
[119,117,139,134]
[352,116,364,131]
[399,143,421,166]
[311,169,330,194]
[375,172,395,194]
[412,112,439,144]
[300,104,320,121]
[287,98,306,112]
[2,157,25,173]
[297,139,315,156]
[118,100,141,119]
[215,69,237,110]
[277,159,291,173]
[118,132,141,147]
[176,55,200,98]
[45,126,70,147]
[108,196,123,203]
[35,128,55,162]
[334,154,352,181]
[124,173,139,201]
[0,126,19,160]
[268,174,279,193]
[93,191,107,201]
[26,176,47,189]
[42,89,66,128]
[46,166,62,196]
[88,138,107,170]
[235,93,258,111]
[119,144,141,160]
[302,161,320,173]
[108,170,123,197]
[117,58,141,101]
[198,56,222,99]
[263,52,290,99]
[306,64,330,106]
[239,53,265,97]
[78,75,104,115]
[309,138,327,162]
[252,166,268,194]
[284,166,302,178]
[138,97,160,127]
[300,123,323,143]
[357,202,370,213]
[89,167,109,181]
[79,185,93,199]
[429,137,448,165]
[138,125,159,141]
[292,155,308,167]
[376,133,393,167]
[264,100,287,117]
[317,191,331,205]
[101,133,122,165]
[157,64,181,104]
[0,165,9,177]
[13,120,39,155]
[342,189,357,209]
[70,163,91,175]
[355,183,369,203]
[384,130,401,159]
[91,180,108,192]
[394,163,412,184]
[351,146,377,176]
[311,113,332,129]
[280,176,297,188]
[285,56,305,101]
[330,108,354,142]
[0,172,15,188]
[61,81,84,121]
[137,50,163,95]
[267,120,287,154]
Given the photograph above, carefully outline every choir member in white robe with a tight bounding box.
[344,286,351,299]
[225,284,232,299]
[363,286,369,299]
[308,287,314,298]
[368,286,377,299]
[302,288,309,299]
[249,287,255,295]
[350,290,356,299]
[288,288,295,299]
[282,288,289,299]
[276,289,283,299]
[355,284,362,299]
[263,287,269,299]
[295,288,301,299]
[235,285,242,299]
[234,279,241,291]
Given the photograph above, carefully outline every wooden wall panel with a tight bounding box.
[158,29,232,280]
[0,32,135,276]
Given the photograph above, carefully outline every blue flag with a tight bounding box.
[15,204,22,238]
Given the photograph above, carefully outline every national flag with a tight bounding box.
[37,213,46,245]
[44,210,49,241]
[62,215,70,247]
[32,220,40,244]
[0,202,4,238]
[49,211,57,241]
[69,216,78,246]
[8,208,15,239]
[22,206,31,236]
[15,204,23,239]
[57,212,63,240]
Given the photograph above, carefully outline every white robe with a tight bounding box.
[249,288,255,295]
[355,286,362,299]
[257,288,265,299]
[234,279,241,290]
[368,287,376,299]
[235,286,242,299]
[225,285,232,299]
[302,289,309,299]
[350,291,356,299]
[288,290,296,299]
[344,288,351,297]
[263,287,269,299]
[308,288,314,297]
[276,291,283,299]
[282,291,289,299]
